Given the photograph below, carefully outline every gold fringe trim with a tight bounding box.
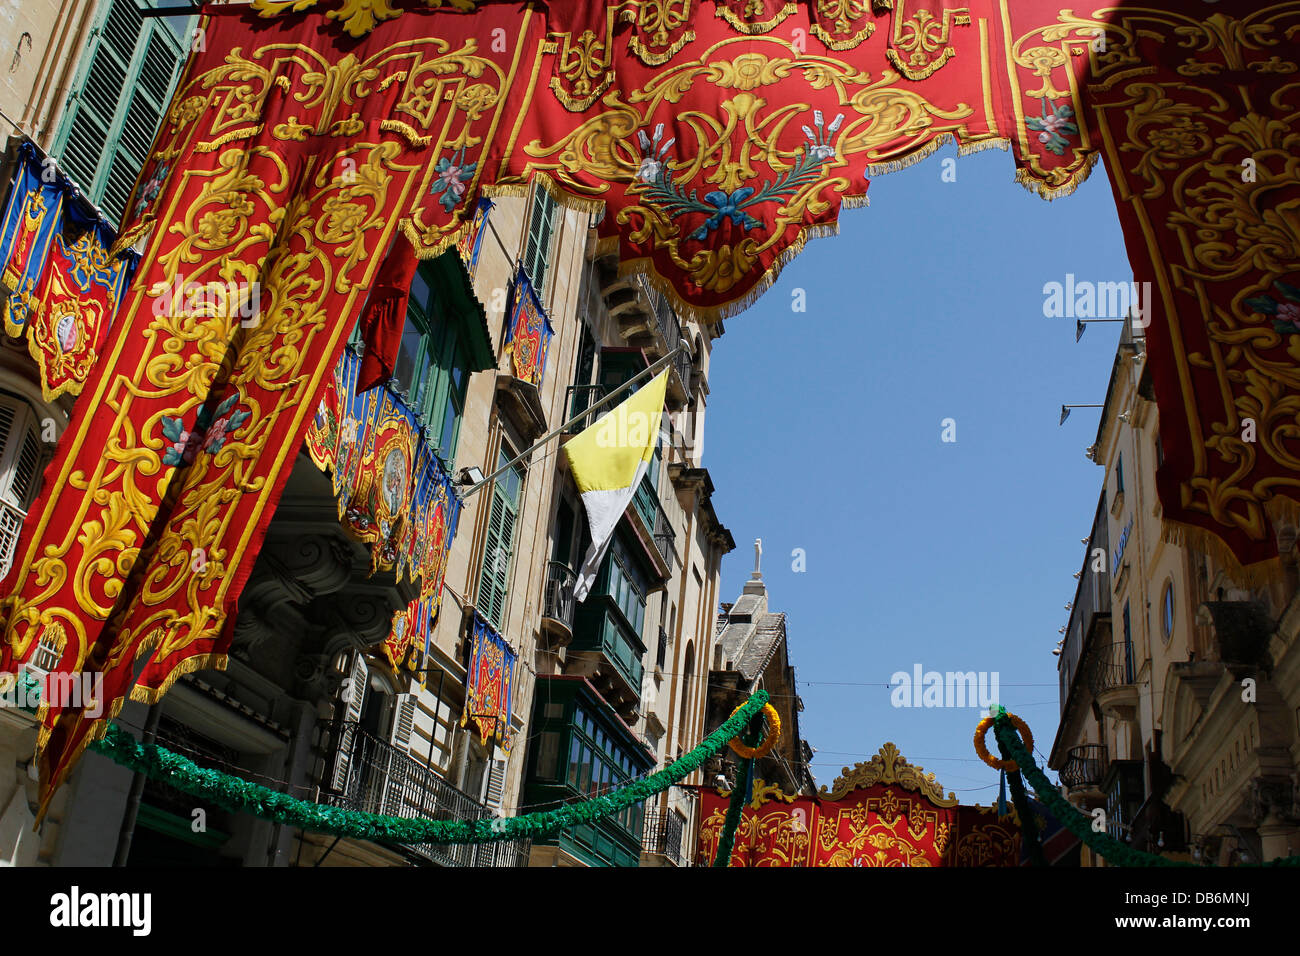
[886,46,958,82]
[27,335,87,404]
[863,134,1100,202]
[810,21,875,52]
[129,652,230,705]
[714,1,799,35]
[1160,517,1283,591]
[864,132,1011,177]
[1013,150,1101,202]
[629,30,697,66]
[193,125,264,154]
[379,119,432,147]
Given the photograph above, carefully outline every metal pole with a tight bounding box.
[460,339,690,499]
[113,703,161,867]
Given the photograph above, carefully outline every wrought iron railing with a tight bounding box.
[637,275,692,395]
[0,498,27,581]
[1088,641,1137,698]
[642,808,687,866]
[565,383,609,434]
[320,720,529,867]
[653,505,676,571]
[1060,743,1108,792]
[544,561,577,632]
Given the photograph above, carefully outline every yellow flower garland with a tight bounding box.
[728,702,781,759]
[974,713,1033,771]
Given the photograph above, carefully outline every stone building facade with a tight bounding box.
[1051,320,1300,865]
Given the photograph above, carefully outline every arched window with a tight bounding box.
[679,641,695,736]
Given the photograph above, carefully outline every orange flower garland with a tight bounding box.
[728,702,781,759]
[974,713,1033,772]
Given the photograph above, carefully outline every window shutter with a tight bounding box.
[332,651,369,790]
[484,757,507,811]
[56,0,187,224]
[391,693,417,753]
[103,27,182,223]
[0,397,42,581]
[343,651,369,722]
[57,0,138,193]
[478,482,517,629]
[522,188,556,295]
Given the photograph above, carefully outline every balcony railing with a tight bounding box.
[565,383,609,434]
[642,808,687,866]
[1060,744,1108,792]
[637,276,692,398]
[320,720,530,867]
[543,561,576,634]
[653,505,676,571]
[1088,641,1136,699]
[0,498,27,581]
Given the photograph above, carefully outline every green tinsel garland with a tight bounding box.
[713,755,754,868]
[997,733,1046,867]
[992,714,1300,868]
[712,709,769,866]
[89,690,770,847]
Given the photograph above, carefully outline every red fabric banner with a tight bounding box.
[1078,7,1300,574]
[26,228,131,401]
[0,5,535,807]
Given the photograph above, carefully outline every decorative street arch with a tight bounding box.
[3,0,1298,805]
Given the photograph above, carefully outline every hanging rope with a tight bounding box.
[89,690,770,847]
[989,711,1300,867]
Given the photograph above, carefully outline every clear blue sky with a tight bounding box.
[704,143,1132,801]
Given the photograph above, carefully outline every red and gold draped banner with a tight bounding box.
[304,347,461,674]
[3,0,1299,803]
[461,612,516,753]
[697,743,1019,866]
[1080,7,1300,571]
[0,143,136,400]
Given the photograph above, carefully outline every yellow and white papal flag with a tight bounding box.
[564,370,668,601]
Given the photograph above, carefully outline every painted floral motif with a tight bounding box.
[430,147,477,212]
[1026,98,1078,156]
[1245,280,1300,334]
[801,110,843,162]
[639,110,841,242]
[635,124,676,183]
[160,393,249,467]
[131,159,170,222]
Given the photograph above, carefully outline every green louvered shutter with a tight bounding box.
[55,0,190,225]
[478,461,521,629]
[478,488,514,628]
[521,187,557,298]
